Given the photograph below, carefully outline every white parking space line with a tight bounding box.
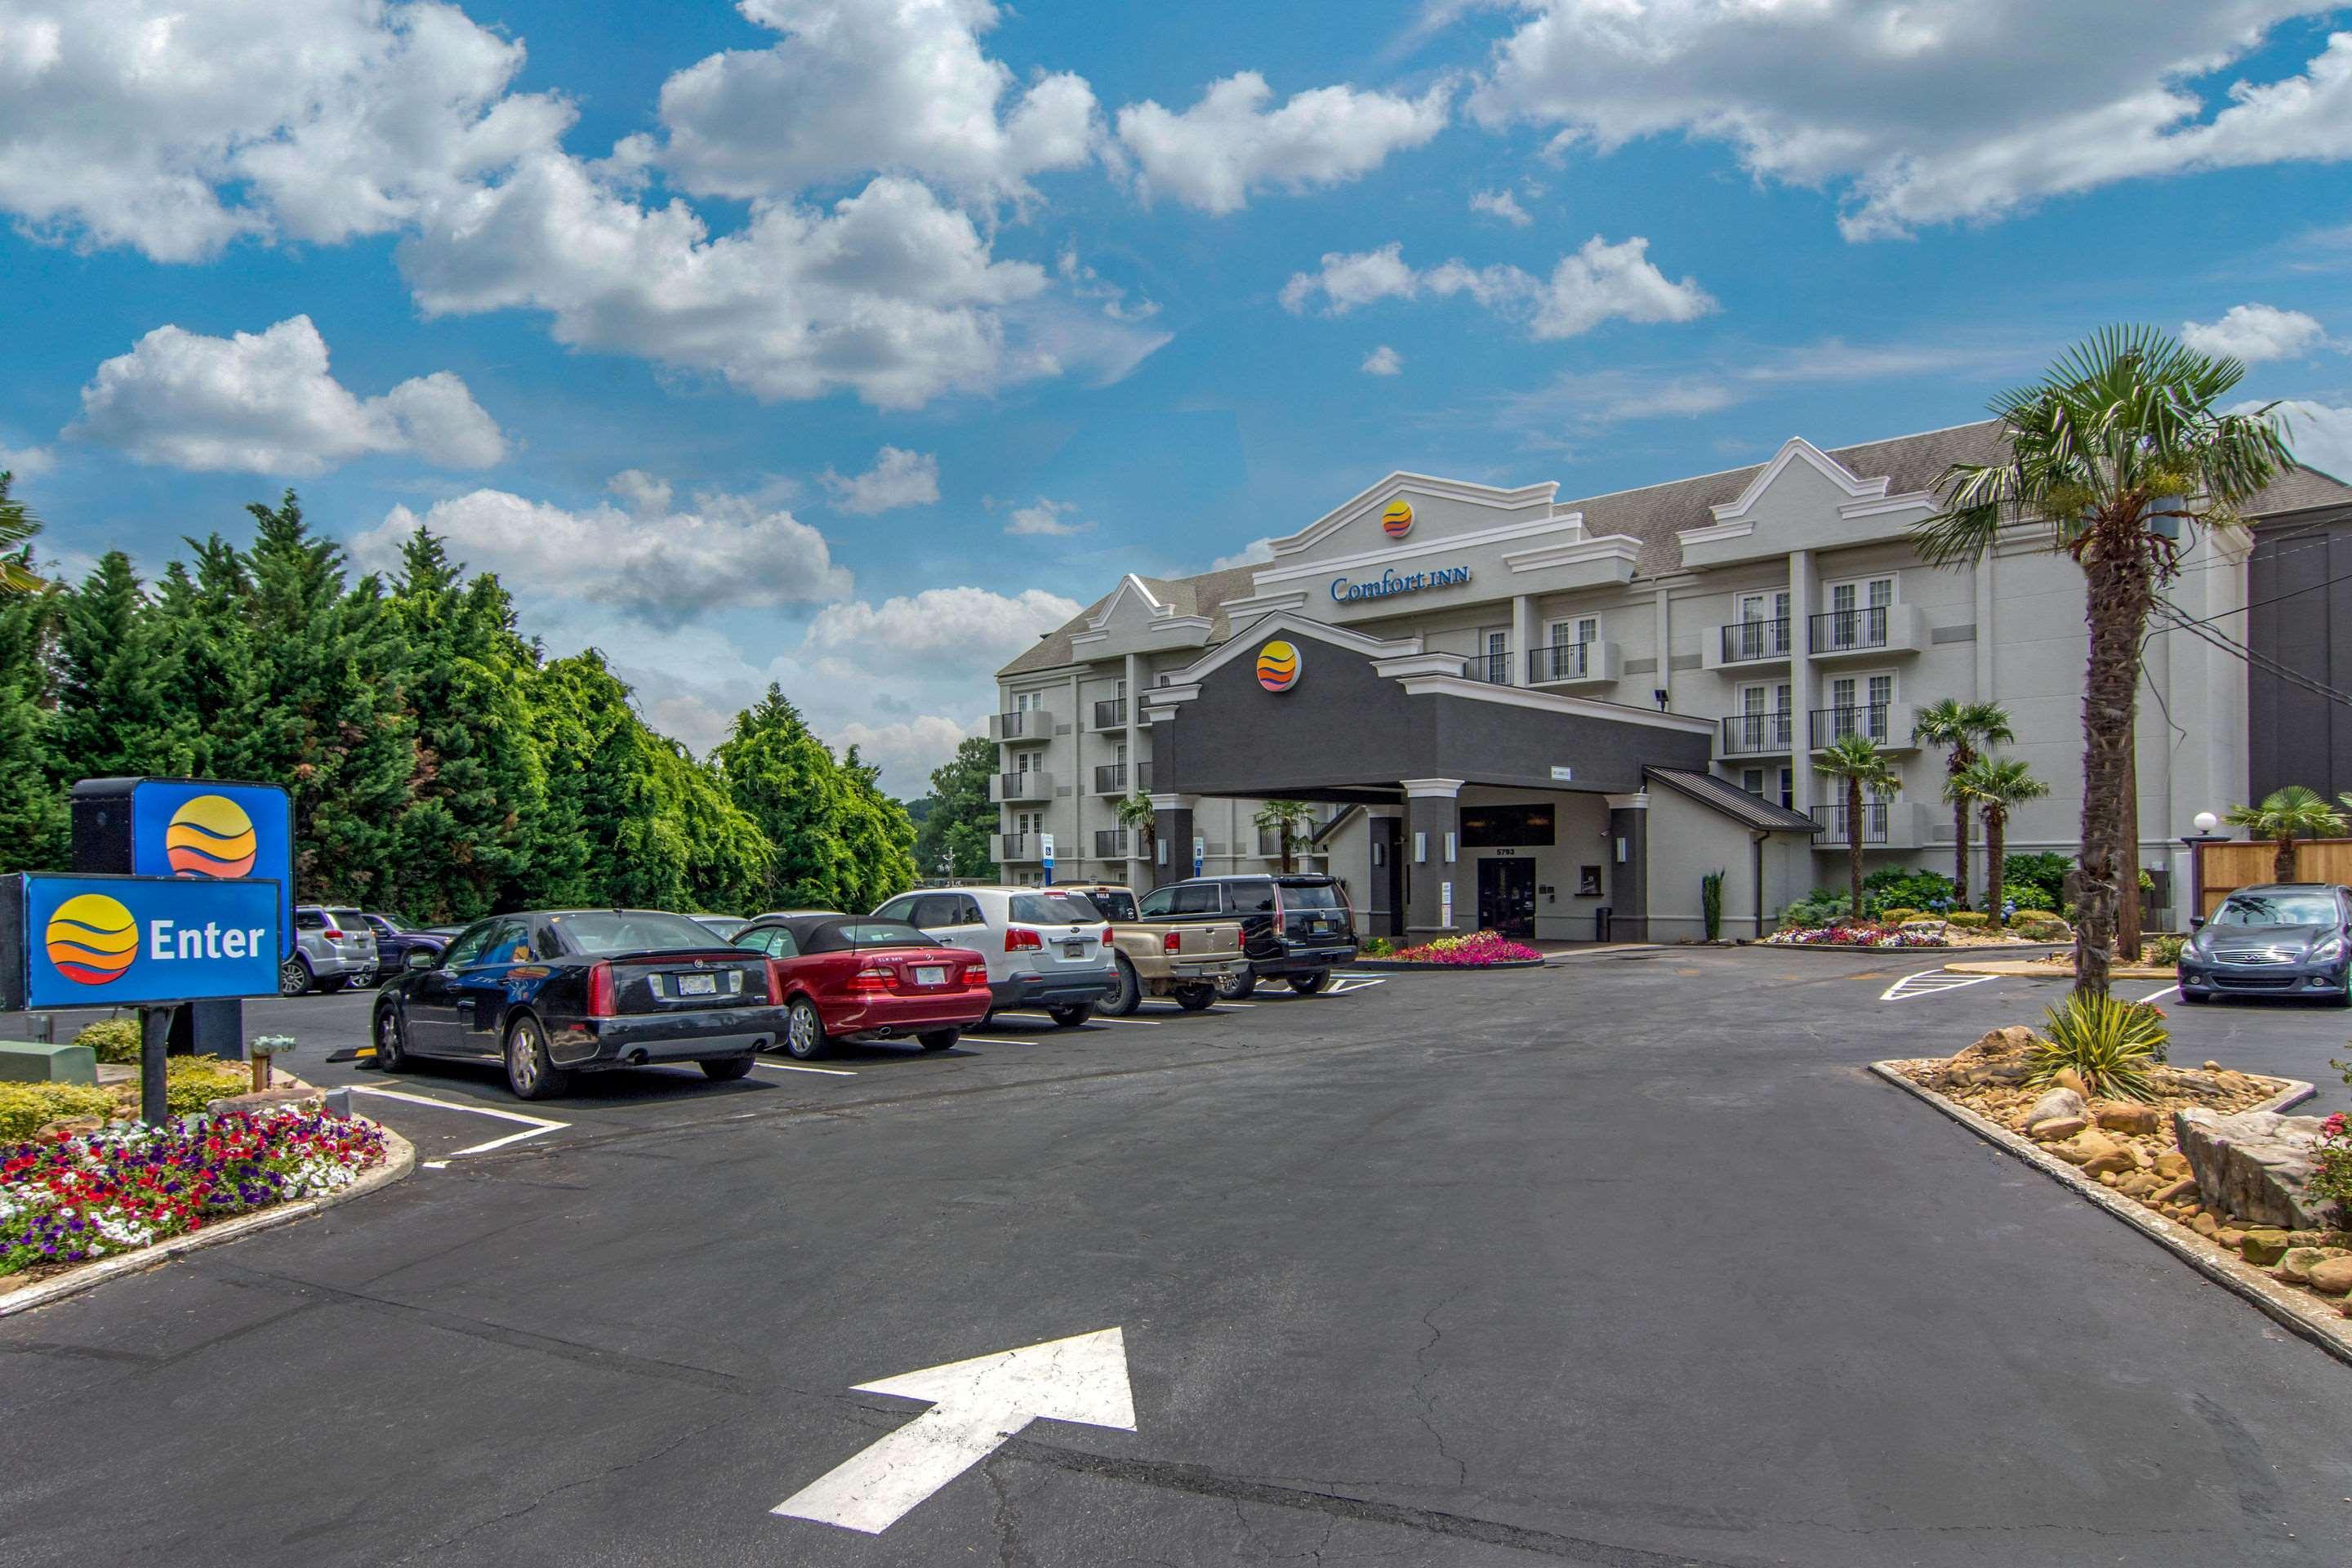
[2137,983,2180,1004]
[1085,1016,1162,1026]
[346,1085,570,1159]
[958,1034,1041,1045]
[754,1060,857,1077]
[1325,977,1386,996]
[1878,969,2000,1003]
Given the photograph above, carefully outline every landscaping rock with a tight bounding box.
[2093,1102,2163,1136]
[2276,1246,2344,1285]
[2310,1257,2352,1296]
[2174,1108,2340,1232]
[2029,1115,2091,1142]
[2193,1213,2220,1238]
[203,1087,324,1118]
[2051,1068,2090,1098]
[2217,1227,2246,1251]
[2154,1151,2191,1181]
[2241,1229,2294,1265]
[2149,1175,2199,1205]
[2025,1086,2087,1125]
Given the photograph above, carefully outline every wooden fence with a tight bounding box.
[2194,837,2352,917]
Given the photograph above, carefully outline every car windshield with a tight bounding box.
[1281,883,1341,910]
[695,916,749,939]
[329,908,366,929]
[805,920,936,953]
[2212,892,2341,928]
[1072,889,1138,921]
[1009,893,1100,925]
[550,911,730,954]
[372,914,410,933]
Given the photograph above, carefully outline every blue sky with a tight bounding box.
[5,0,2351,794]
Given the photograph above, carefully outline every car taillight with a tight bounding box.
[847,966,895,995]
[765,964,782,1004]
[322,926,342,939]
[1163,931,1182,954]
[1005,928,1042,952]
[960,962,987,987]
[1099,925,1111,945]
[587,960,617,1017]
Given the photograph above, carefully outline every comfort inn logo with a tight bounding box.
[166,793,258,878]
[45,894,139,987]
[1256,639,1301,693]
[1382,499,1413,538]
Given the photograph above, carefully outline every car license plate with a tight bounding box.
[1061,942,1085,958]
[914,965,947,987]
[676,972,719,996]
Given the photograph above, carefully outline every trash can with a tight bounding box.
[1594,906,1612,943]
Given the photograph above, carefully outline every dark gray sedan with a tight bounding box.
[2178,883,2352,1005]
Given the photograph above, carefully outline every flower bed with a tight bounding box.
[1766,923,1948,948]
[2,1110,386,1280]
[1385,930,1544,966]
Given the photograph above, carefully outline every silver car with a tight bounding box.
[871,886,1116,1027]
[283,905,380,996]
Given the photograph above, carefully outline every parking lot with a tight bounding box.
[7,949,2352,1566]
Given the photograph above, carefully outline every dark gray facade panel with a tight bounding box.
[1668,653,1702,670]
[2248,508,2352,800]
[1624,657,1658,674]
[1930,625,1978,644]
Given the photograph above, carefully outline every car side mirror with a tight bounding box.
[406,949,438,970]
[2188,916,2205,932]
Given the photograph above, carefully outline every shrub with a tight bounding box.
[2013,920,2069,942]
[70,1018,144,1065]
[2005,853,2072,906]
[1949,911,1992,929]
[1780,890,1852,928]
[1359,936,1396,958]
[2147,933,2186,965]
[1880,907,1924,925]
[1701,868,1725,942]
[2027,994,2168,1102]
[1863,867,1958,912]
[0,1083,119,1141]
[2001,883,2056,914]
[1389,930,1542,966]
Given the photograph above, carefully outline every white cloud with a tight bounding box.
[2182,303,2336,363]
[1281,235,1713,341]
[1464,2,2352,240]
[607,469,673,516]
[69,314,505,474]
[829,715,983,790]
[804,585,1080,661]
[0,443,56,477]
[1116,71,1450,214]
[1470,188,1530,225]
[1361,344,1405,376]
[0,0,572,261]
[820,446,941,514]
[1004,498,1093,537]
[1209,537,1276,572]
[350,474,852,628]
[2271,399,2352,480]
[636,0,1100,206]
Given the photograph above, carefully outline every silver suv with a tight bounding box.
[283,905,379,996]
[872,886,1116,1027]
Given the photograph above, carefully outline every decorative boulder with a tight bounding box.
[2029,1115,2091,1142]
[2308,1256,2352,1296]
[2025,1087,2087,1126]
[2176,1109,2339,1232]
[2092,1102,2163,1136]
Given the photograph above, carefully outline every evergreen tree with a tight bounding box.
[835,743,919,911]
[714,685,858,909]
[51,551,186,780]
[913,734,998,879]
[146,537,257,780]
[0,510,64,869]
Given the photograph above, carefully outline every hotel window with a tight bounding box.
[1539,617,1599,679]
[1016,689,1044,712]
[1733,590,1790,659]
[1823,575,1895,650]
[1739,766,1793,808]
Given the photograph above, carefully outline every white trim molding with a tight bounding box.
[1267,472,1562,560]
[1401,777,1467,799]
[1604,792,1650,811]
[1388,675,1717,735]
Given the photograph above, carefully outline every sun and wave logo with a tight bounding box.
[1382,499,1414,537]
[1255,640,1301,693]
[45,894,138,987]
[165,794,257,878]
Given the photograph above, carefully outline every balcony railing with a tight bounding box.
[1094,763,1129,795]
[992,833,1040,862]
[1719,710,1795,756]
[1094,828,1129,859]
[1808,704,1891,748]
[1527,641,1591,682]
[997,771,1053,803]
[1136,761,1153,791]
[1469,649,1512,685]
[1812,801,1890,846]
[1810,605,1890,654]
[1092,698,1127,730]
[1720,617,1792,663]
[992,709,1049,742]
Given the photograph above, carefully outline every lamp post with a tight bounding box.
[2180,809,2224,927]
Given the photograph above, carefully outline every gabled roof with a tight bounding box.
[1000,564,1262,678]
[1644,767,1820,832]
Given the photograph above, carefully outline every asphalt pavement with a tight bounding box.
[4,951,2352,1566]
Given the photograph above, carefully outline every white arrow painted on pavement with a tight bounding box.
[774,1326,1135,1535]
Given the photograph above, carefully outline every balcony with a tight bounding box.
[991,832,1041,863]
[990,709,1052,744]
[1704,617,1793,672]
[993,771,1054,804]
[1094,828,1130,859]
[1808,603,1929,662]
[1811,801,1891,847]
[1806,703,1918,751]
[1093,763,1129,795]
[1091,698,1128,731]
[1526,640,1623,688]
[1468,648,1514,686]
[1717,710,1797,760]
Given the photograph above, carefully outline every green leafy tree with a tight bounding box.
[1252,799,1316,873]
[834,744,919,911]
[715,684,856,910]
[1953,757,2051,916]
[51,551,186,781]
[1918,324,2293,997]
[1815,733,1900,918]
[1911,698,2013,907]
[914,734,1000,880]
[0,473,43,594]
[1114,789,1157,870]
[2226,786,2345,883]
[145,537,259,780]
[0,523,63,868]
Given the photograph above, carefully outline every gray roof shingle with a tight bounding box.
[1644,766,1820,832]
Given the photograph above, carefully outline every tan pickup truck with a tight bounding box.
[1062,884,1248,1016]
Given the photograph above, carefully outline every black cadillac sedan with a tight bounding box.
[370,909,785,1099]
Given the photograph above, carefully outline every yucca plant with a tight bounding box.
[2025,993,2170,1102]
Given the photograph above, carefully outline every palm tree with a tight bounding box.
[0,472,43,594]
[1115,790,1157,867]
[1913,699,2013,906]
[1916,325,2292,998]
[1252,799,1316,873]
[1953,757,2050,919]
[2225,786,2345,883]
[1815,733,1900,918]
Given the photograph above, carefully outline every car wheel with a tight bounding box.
[782,998,831,1061]
[504,1015,571,1102]
[699,1054,755,1080]
[1174,984,1215,1012]
[1288,971,1331,996]
[917,1029,960,1051]
[1101,956,1142,1017]
[1216,969,1257,1000]
[1047,1004,1094,1027]
[278,956,313,997]
[372,1005,411,1072]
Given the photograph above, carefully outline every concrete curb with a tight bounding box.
[1944,959,2176,979]
[1868,1060,2352,1370]
[0,1118,416,1319]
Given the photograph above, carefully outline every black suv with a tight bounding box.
[1139,873,1356,997]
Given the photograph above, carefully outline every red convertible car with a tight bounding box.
[731,913,991,1059]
